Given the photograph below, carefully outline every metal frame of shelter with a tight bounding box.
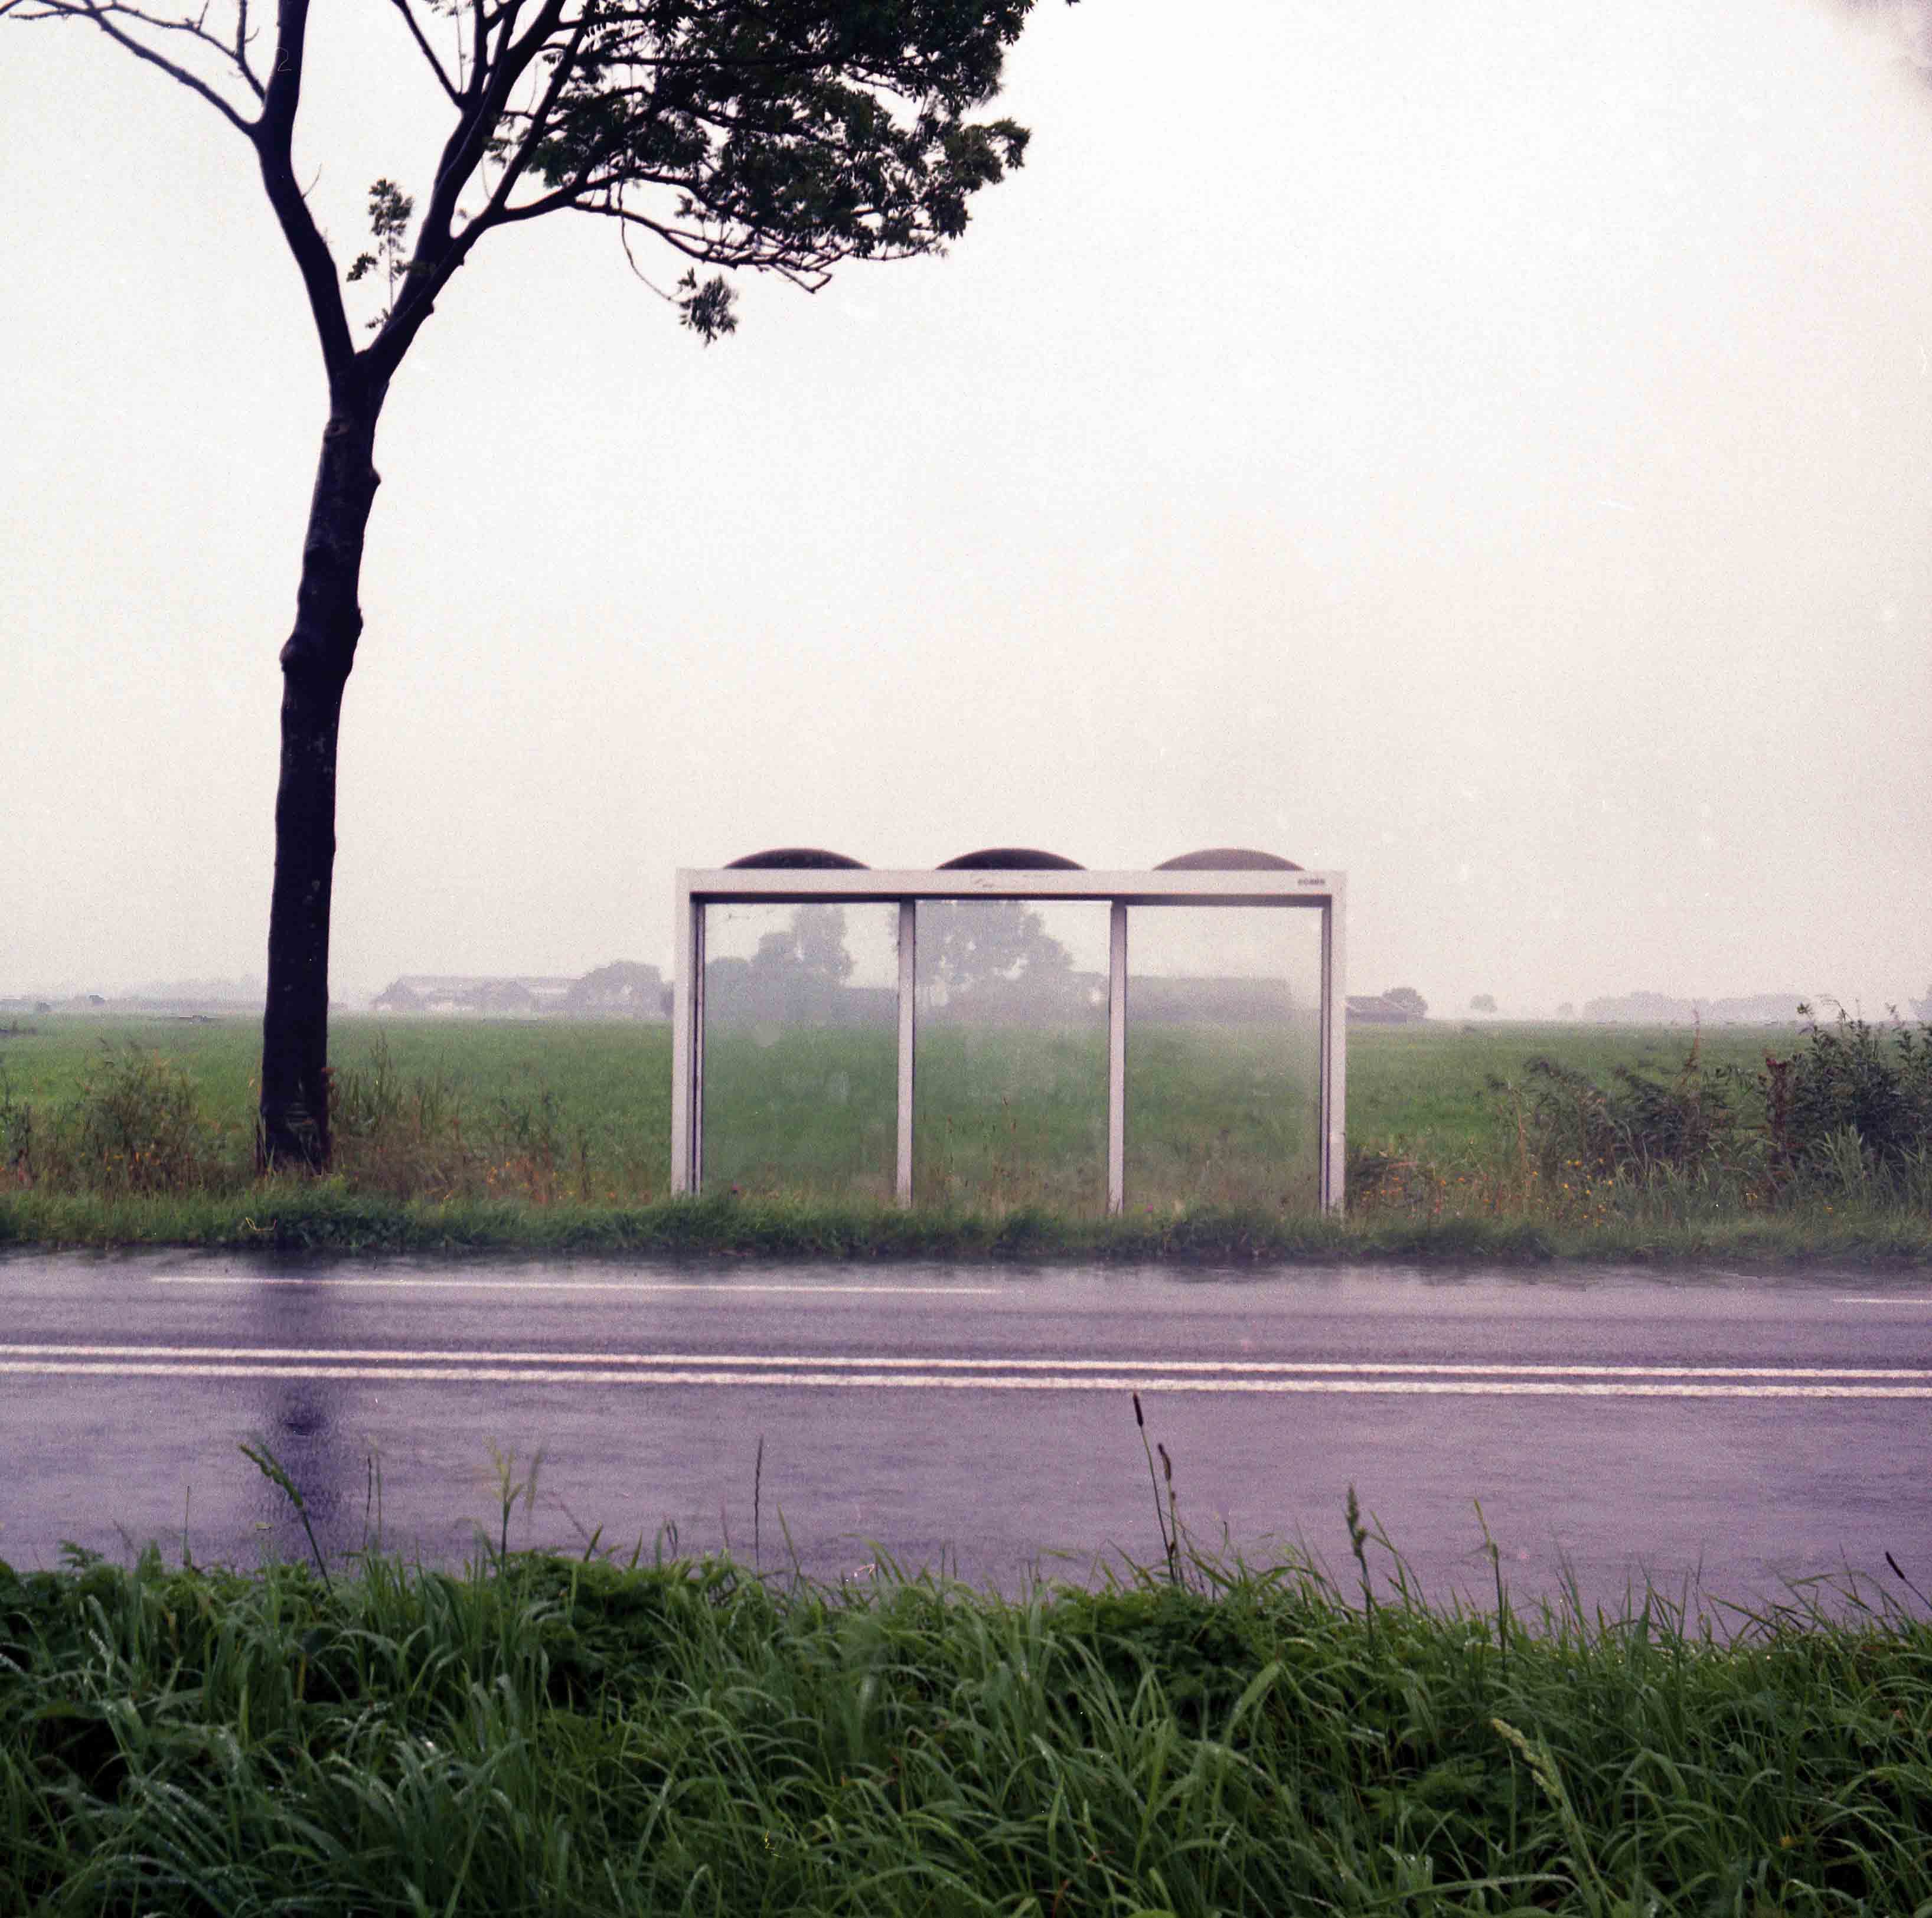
[670,858,1347,1214]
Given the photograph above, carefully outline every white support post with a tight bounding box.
[669,879,703,1193]
[1108,900,1128,1216]
[1321,886,1347,1214]
[691,903,707,1191]
[896,899,916,1208]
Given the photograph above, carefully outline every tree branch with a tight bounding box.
[475,1,581,198]
[485,0,523,75]
[233,0,261,98]
[442,0,569,241]
[465,0,485,94]
[567,196,835,286]
[360,0,572,380]
[386,0,458,102]
[4,0,258,133]
[253,0,355,387]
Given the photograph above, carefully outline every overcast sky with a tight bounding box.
[4,0,1930,1015]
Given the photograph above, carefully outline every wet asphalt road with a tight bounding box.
[4,1249,1931,1620]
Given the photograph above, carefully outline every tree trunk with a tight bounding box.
[259,400,381,1170]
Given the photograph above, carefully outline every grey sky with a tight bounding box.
[4,0,1930,1014]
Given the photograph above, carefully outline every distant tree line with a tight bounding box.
[704,905,1301,1028]
[702,907,879,1027]
[370,906,1095,1025]
[373,963,668,1019]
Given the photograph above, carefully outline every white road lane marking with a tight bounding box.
[5,1358,1932,1397]
[6,1345,1932,1381]
[1838,1298,1932,1306]
[146,1277,1003,1295]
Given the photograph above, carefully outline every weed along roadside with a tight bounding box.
[6,1455,1932,1913]
[0,1011,1928,1263]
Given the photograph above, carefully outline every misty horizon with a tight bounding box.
[6,965,1901,1027]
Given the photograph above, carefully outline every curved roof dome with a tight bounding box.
[725,847,869,870]
[937,847,1085,871]
[1155,847,1303,871]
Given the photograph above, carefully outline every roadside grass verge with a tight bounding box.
[6,1521,1932,1915]
[4,1182,1931,1263]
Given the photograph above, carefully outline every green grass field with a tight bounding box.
[2,1011,1927,1259]
[1,1014,1779,1187]
[1347,1020,1786,1151]
[701,1019,1323,1217]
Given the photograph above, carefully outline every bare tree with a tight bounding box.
[5,0,1048,1165]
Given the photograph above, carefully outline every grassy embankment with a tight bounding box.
[1,1013,1927,1260]
[7,1513,1932,1915]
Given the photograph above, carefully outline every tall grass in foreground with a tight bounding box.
[6,1524,1932,1916]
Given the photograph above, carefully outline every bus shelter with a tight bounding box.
[670,848,1346,1215]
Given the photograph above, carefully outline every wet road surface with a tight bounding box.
[5,1249,1931,1620]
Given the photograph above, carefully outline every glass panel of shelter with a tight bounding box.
[1123,903,1324,1215]
[911,899,1111,1215]
[699,901,899,1201]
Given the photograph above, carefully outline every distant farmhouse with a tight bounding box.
[1346,995,1425,1024]
[371,974,578,1017]
[371,961,668,1019]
